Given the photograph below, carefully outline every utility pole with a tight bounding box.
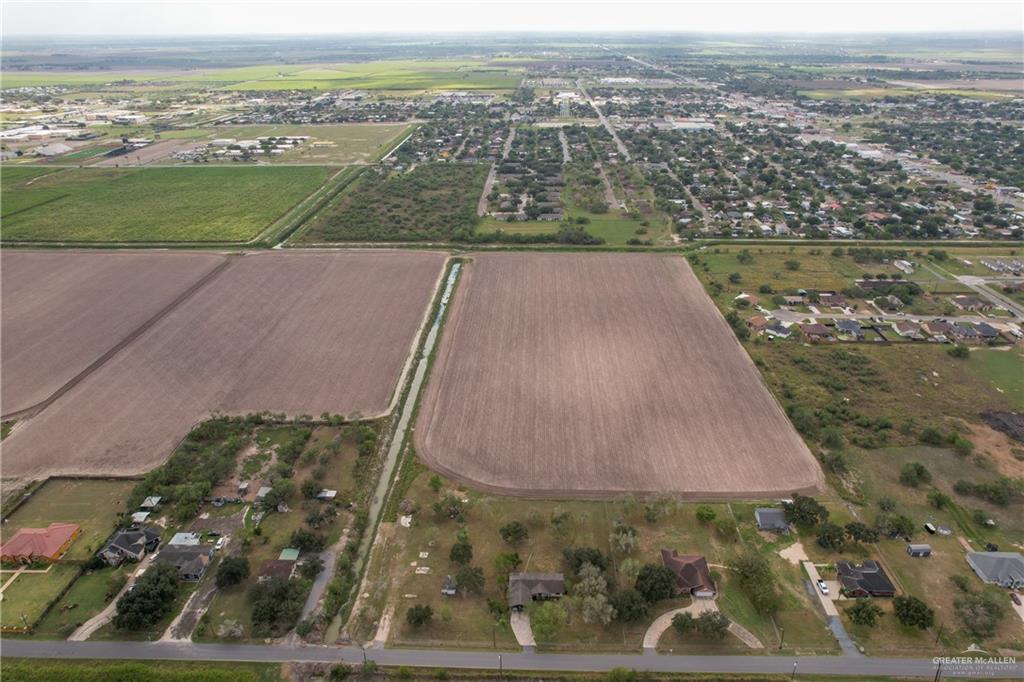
[778,626,785,650]
[934,622,944,644]
[498,653,503,677]
[791,660,798,680]
[933,660,942,682]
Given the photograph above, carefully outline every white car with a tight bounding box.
[817,579,829,595]
[214,537,225,551]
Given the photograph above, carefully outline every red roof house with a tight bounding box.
[1,523,81,563]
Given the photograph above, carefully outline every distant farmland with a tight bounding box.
[416,253,824,498]
[1,166,328,242]
[1,250,227,416]
[2,250,447,480]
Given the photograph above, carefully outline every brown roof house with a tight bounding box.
[507,572,565,611]
[1,523,81,564]
[800,323,834,342]
[661,549,716,598]
[258,559,297,583]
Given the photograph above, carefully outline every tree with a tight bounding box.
[695,611,730,639]
[216,556,251,589]
[455,565,485,595]
[289,528,327,553]
[899,461,932,488]
[784,259,801,271]
[250,577,306,636]
[299,556,324,581]
[428,474,443,493]
[113,562,179,630]
[301,478,320,500]
[634,564,677,604]
[955,592,1005,639]
[406,604,434,627]
[695,505,717,524]
[875,512,915,539]
[618,557,642,584]
[783,494,829,527]
[611,589,649,623]
[671,611,695,634]
[563,547,609,575]
[731,552,780,615]
[450,539,473,566]
[948,344,970,359]
[844,522,880,544]
[728,272,742,284]
[816,522,847,551]
[499,521,528,545]
[494,552,522,586]
[609,523,638,555]
[927,491,951,510]
[529,600,567,641]
[432,494,464,521]
[893,595,934,630]
[847,599,883,627]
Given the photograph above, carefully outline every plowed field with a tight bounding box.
[415,252,823,498]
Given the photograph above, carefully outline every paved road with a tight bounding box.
[920,261,1024,319]
[6,639,1019,678]
[578,82,631,162]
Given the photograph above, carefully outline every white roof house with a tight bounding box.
[168,532,202,547]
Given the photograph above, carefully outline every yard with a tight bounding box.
[1,166,328,242]
[31,565,130,638]
[0,564,80,631]
[2,479,135,561]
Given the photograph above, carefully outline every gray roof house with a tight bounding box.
[834,319,863,339]
[966,551,1024,589]
[156,544,214,581]
[98,527,161,566]
[755,508,789,533]
[508,572,565,611]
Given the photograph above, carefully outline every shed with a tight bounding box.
[130,511,151,524]
[279,548,301,562]
[140,496,162,510]
[907,544,932,558]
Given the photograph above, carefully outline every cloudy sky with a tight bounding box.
[3,0,1021,36]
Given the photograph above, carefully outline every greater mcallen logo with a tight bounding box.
[932,644,1019,678]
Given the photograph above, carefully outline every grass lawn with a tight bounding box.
[369,466,836,654]
[968,347,1024,409]
[1,658,283,681]
[0,564,80,630]
[3,479,135,561]
[1,166,328,242]
[31,565,129,638]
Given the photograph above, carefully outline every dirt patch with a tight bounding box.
[3,250,447,480]
[779,541,809,566]
[982,411,1024,443]
[966,422,1024,478]
[92,139,204,167]
[416,253,824,498]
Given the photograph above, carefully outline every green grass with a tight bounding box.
[968,348,1024,409]
[1,659,282,681]
[0,564,80,630]
[31,565,129,638]
[2,166,328,242]
[3,479,135,561]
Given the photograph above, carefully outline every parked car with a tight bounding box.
[817,579,829,595]
[1011,592,1021,606]
[214,537,225,551]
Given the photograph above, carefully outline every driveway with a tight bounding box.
[643,598,761,651]
[510,611,535,647]
[802,561,860,656]
[70,554,153,641]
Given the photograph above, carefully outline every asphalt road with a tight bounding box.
[6,639,1021,678]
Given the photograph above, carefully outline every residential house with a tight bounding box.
[950,324,979,342]
[834,319,864,340]
[800,323,834,342]
[818,293,847,308]
[754,508,789,533]
[974,322,1000,341]
[923,320,954,337]
[747,315,770,333]
[1,523,81,564]
[764,321,792,339]
[155,544,214,581]
[951,295,993,312]
[836,560,896,597]
[891,321,923,339]
[168,532,201,547]
[782,295,804,307]
[258,559,297,583]
[508,572,566,611]
[876,294,904,311]
[660,549,717,598]
[98,527,161,566]
[966,552,1024,589]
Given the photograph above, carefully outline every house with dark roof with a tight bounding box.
[98,527,161,566]
[764,321,792,339]
[660,550,716,598]
[834,319,863,340]
[155,544,214,581]
[974,322,1000,341]
[923,320,954,337]
[837,560,896,597]
[950,324,979,341]
[966,552,1024,589]
[754,508,789,533]
[258,559,296,583]
[508,572,565,611]
[951,295,992,312]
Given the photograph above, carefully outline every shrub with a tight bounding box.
[893,595,934,630]
[847,599,883,627]
[406,604,434,627]
[215,556,250,589]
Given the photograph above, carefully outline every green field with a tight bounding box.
[3,479,135,561]
[968,347,1024,409]
[2,166,328,242]
[0,564,81,630]
[31,565,130,638]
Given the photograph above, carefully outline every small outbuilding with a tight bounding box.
[907,544,932,558]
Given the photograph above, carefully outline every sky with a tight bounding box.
[2,0,1022,36]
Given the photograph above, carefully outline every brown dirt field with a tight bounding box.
[415,253,824,499]
[2,250,447,480]
[91,139,204,167]
[1,250,228,417]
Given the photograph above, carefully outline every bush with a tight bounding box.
[893,595,934,630]
[499,521,528,545]
[847,598,884,627]
[530,599,568,641]
[215,556,250,589]
[113,562,179,631]
[899,461,932,488]
[634,564,677,603]
[695,505,717,524]
[406,604,434,627]
[249,577,306,636]
[955,592,1005,639]
[611,589,649,623]
[948,344,970,359]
